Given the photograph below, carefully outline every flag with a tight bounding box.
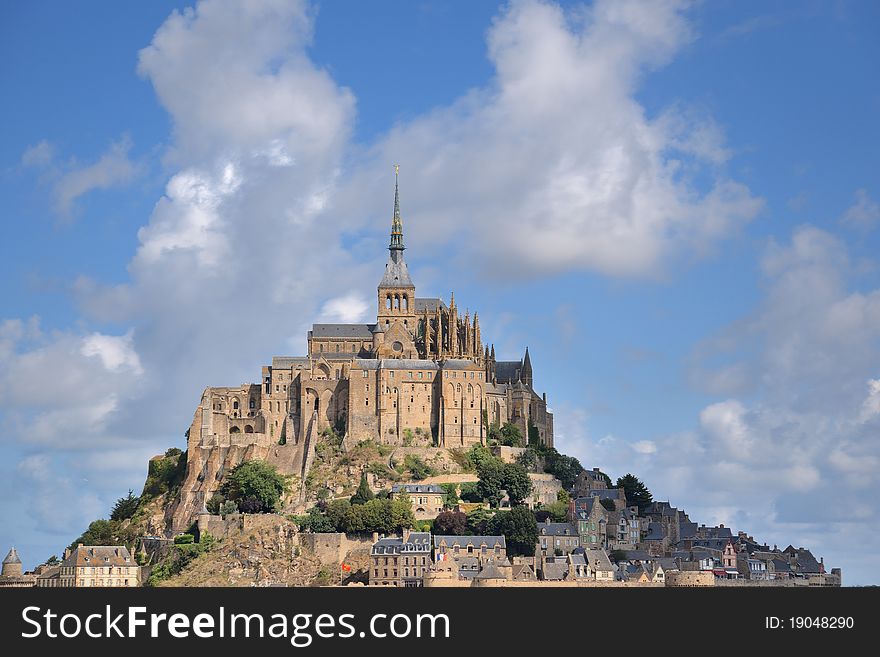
[341,563,351,572]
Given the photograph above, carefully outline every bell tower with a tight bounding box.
[376,165,417,358]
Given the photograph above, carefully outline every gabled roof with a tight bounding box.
[584,549,614,571]
[63,545,134,568]
[494,360,522,383]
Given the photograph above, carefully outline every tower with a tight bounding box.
[376,166,417,358]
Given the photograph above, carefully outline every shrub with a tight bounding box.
[174,534,195,545]
[220,460,287,513]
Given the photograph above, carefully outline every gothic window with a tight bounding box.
[336,344,340,352]
[233,399,239,410]
[456,384,461,392]
[386,295,392,310]
[320,344,324,352]
[403,296,409,311]
[394,295,400,310]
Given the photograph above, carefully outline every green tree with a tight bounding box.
[488,506,538,557]
[500,422,524,447]
[439,483,460,507]
[616,474,653,513]
[476,457,506,507]
[516,448,539,472]
[557,489,570,505]
[542,500,569,522]
[466,444,494,470]
[542,448,584,489]
[206,493,225,515]
[466,507,493,535]
[433,510,468,536]
[350,473,375,505]
[110,489,140,521]
[502,462,533,506]
[600,498,616,511]
[220,501,238,518]
[403,454,434,480]
[220,460,287,512]
[67,520,116,551]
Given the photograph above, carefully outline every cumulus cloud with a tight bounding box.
[561,226,880,583]
[20,140,54,168]
[334,0,762,278]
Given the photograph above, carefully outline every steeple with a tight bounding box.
[522,346,533,387]
[390,164,404,251]
[378,165,414,291]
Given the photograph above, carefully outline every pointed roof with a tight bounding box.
[3,547,21,564]
[379,165,414,289]
[390,164,404,251]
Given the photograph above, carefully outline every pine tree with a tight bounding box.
[350,472,375,506]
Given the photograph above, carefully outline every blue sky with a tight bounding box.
[1,0,879,583]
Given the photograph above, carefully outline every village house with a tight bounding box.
[369,531,432,587]
[536,520,580,557]
[390,483,445,520]
[434,535,506,562]
[570,496,608,549]
[58,545,139,587]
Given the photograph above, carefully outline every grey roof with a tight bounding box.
[380,359,440,370]
[644,522,666,541]
[494,360,522,383]
[441,359,479,370]
[311,324,375,339]
[474,563,506,580]
[538,522,578,537]
[371,532,432,556]
[3,547,21,565]
[679,521,699,540]
[434,535,506,549]
[589,489,625,501]
[655,558,679,571]
[569,554,587,566]
[271,356,309,369]
[354,359,380,370]
[541,562,568,581]
[392,484,444,494]
[572,496,605,517]
[414,297,447,313]
[622,550,651,562]
[584,549,614,571]
[453,556,481,570]
[379,251,414,288]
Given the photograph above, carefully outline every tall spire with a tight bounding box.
[390,164,404,251]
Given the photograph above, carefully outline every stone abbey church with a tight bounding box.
[186,171,552,477]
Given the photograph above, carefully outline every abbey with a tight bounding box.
[188,170,552,463]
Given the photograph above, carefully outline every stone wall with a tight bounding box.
[666,571,715,587]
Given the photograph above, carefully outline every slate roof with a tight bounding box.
[644,522,666,541]
[392,484,444,494]
[271,356,309,369]
[494,360,522,383]
[622,550,651,562]
[371,532,432,556]
[380,359,440,370]
[538,522,578,537]
[379,251,415,288]
[63,546,134,568]
[475,563,507,580]
[584,549,614,572]
[310,324,375,339]
[434,535,506,550]
[414,298,448,313]
[679,521,699,540]
[3,547,21,565]
[441,359,479,370]
[542,562,568,581]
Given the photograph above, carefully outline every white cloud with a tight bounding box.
[335,0,761,278]
[80,330,143,375]
[839,188,880,231]
[319,293,370,324]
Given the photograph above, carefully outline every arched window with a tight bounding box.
[249,398,255,409]
[233,399,240,410]
[394,295,400,310]
[402,296,409,311]
[386,295,392,310]
[244,425,254,433]
[230,426,240,434]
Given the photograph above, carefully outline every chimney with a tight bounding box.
[403,528,410,542]
[372,532,379,544]
[63,547,71,560]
